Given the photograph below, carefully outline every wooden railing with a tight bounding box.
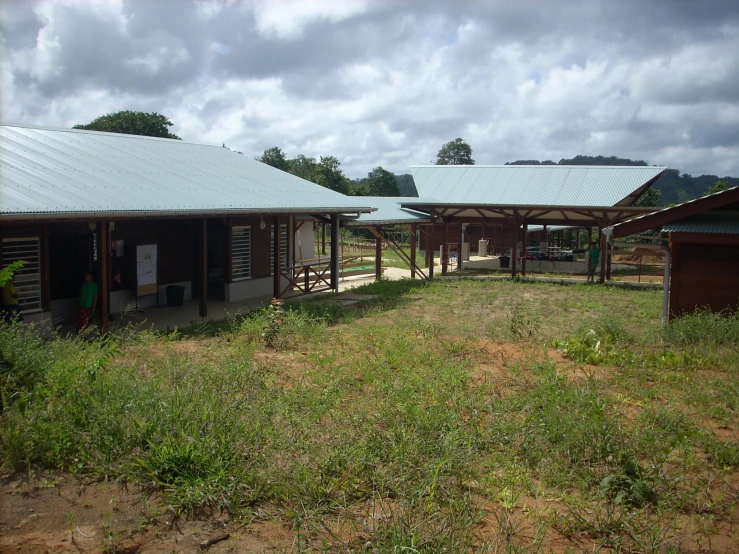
[280,260,332,297]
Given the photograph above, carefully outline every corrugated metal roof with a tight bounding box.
[343,196,430,226]
[410,165,666,207]
[663,212,739,234]
[1,123,375,218]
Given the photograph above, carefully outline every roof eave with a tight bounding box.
[1,206,376,223]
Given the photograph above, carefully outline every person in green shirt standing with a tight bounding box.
[1,276,23,322]
[77,271,98,333]
[587,241,601,283]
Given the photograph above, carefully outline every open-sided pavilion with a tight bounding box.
[341,196,431,280]
[403,165,667,282]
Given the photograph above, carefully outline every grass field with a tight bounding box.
[1,279,738,552]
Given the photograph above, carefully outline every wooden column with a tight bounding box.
[225,219,233,284]
[330,215,340,292]
[410,223,417,279]
[428,212,435,278]
[441,219,449,275]
[375,228,382,281]
[599,228,607,284]
[606,240,613,281]
[511,215,518,278]
[98,221,109,333]
[521,220,528,277]
[273,216,281,298]
[42,224,51,313]
[321,222,326,255]
[199,219,208,317]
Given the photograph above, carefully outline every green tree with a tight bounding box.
[365,166,400,197]
[436,138,474,165]
[259,147,289,171]
[73,111,181,139]
[634,187,662,208]
[705,180,731,195]
[314,156,350,194]
[287,155,318,182]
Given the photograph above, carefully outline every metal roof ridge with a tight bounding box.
[1,122,218,148]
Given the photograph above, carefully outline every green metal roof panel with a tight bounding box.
[663,212,739,234]
[409,165,666,207]
[343,197,429,226]
[1,124,375,217]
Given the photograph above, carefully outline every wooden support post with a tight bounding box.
[521,220,528,276]
[321,222,326,255]
[410,223,417,279]
[599,228,607,284]
[428,212,435,278]
[273,216,281,298]
[330,215,340,292]
[441,219,449,275]
[199,219,208,317]
[511,215,519,278]
[375,228,382,281]
[42,224,51,312]
[225,219,233,284]
[606,240,613,281]
[98,221,109,333]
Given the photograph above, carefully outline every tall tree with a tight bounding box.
[634,187,661,207]
[287,155,318,182]
[436,138,474,165]
[365,166,400,197]
[259,146,289,171]
[314,156,350,194]
[73,111,180,139]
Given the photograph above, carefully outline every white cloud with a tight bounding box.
[248,0,368,39]
[2,0,739,179]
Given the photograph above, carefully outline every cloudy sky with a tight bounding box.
[2,0,739,178]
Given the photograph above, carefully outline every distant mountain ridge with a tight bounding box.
[505,155,739,205]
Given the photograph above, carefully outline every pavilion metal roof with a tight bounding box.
[409,165,666,207]
[343,196,430,226]
[1,123,375,220]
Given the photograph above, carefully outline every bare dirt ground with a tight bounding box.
[1,475,295,553]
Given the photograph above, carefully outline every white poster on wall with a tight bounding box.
[136,244,158,296]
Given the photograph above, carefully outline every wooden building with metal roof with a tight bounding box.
[0,123,374,331]
[607,186,739,319]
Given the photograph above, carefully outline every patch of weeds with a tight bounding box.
[662,309,739,347]
[508,304,540,340]
[235,299,326,349]
[599,454,657,507]
[130,434,259,515]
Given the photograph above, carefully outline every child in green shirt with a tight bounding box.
[77,272,98,332]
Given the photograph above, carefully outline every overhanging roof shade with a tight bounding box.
[343,196,430,227]
[608,186,739,238]
[0,123,375,221]
[663,213,739,235]
[403,165,666,225]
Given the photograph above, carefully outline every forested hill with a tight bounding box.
[505,155,739,205]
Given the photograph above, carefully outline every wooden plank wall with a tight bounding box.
[670,237,739,317]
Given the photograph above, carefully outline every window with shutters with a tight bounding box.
[231,226,252,280]
[271,224,288,275]
[2,237,43,313]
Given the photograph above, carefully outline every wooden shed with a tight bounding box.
[607,186,739,319]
